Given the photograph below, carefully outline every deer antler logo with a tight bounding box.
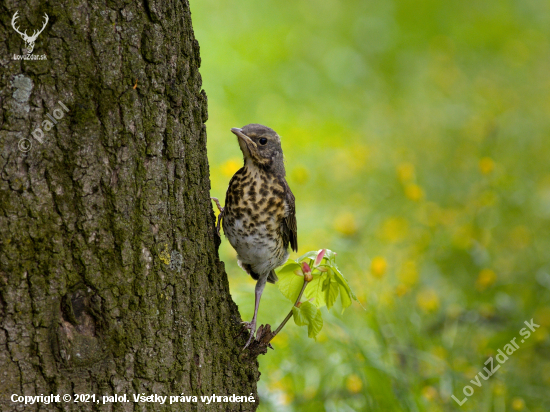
[11,11,49,54]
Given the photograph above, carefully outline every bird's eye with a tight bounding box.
[259,138,268,145]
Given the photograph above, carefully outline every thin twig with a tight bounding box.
[270,278,309,339]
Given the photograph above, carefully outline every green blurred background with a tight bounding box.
[191,0,550,410]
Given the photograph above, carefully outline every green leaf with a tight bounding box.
[324,275,340,310]
[322,275,331,291]
[278,250,360,320]
[309,309,323,338]
[291,305,307,326]
[338,283,352,312]
[323,249,338,261]
[332,266,358,313]
[297,251,319,261]
[292,301,323,338]
[303,274,328,307]
[332,265,358,301]
[276,262,304,302]
[277,261,301,274]
[297,249,337,266]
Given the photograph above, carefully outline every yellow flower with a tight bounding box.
[476,269,497,290]
[511,397,525,410]
[416,288,440,313]
[421,385,438,401]
[334,212,358,236]
[370,256,387,279]
[220,158,241,177]
[479,157,495,174]
[346,374,363,394]
[398,260,419,286]
[405,184,425,201]
[397,162,415,182]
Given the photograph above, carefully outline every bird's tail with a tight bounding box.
[267,270,278,284]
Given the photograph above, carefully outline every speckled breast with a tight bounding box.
[223,165,288,275]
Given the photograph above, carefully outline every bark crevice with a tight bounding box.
[0,1,260,411]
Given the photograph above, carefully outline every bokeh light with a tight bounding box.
[192,0,550,410]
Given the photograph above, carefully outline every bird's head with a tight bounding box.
[231,124,285,176]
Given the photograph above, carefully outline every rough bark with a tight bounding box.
[0,1,259,410]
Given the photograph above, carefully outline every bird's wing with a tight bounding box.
[281,179,298,252]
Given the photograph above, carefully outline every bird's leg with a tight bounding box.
[210,197,224,236]
[244,276,267,349]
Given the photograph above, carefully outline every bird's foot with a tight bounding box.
[240,324,276,356]
[241,321,253,330]
[210,197,224,213]
[210,198,224,237]
[242,320,257,349]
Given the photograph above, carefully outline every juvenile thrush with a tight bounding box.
[215,124,298,348]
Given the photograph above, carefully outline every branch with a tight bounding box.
[272,278,309,337]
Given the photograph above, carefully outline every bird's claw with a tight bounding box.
[210,197,224,237]
[243,330,256,349]
[242,320,257,349]
[241,321,253,330]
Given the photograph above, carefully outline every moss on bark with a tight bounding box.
[0,1,260,410]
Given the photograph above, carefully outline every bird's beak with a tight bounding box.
[231,128,253,144]
[231,127,258,159]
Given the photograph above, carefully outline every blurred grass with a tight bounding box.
[190,0,550,410]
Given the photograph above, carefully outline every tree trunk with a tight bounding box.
[0,1,259,410]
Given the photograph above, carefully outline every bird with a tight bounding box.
[213,124,298,348]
